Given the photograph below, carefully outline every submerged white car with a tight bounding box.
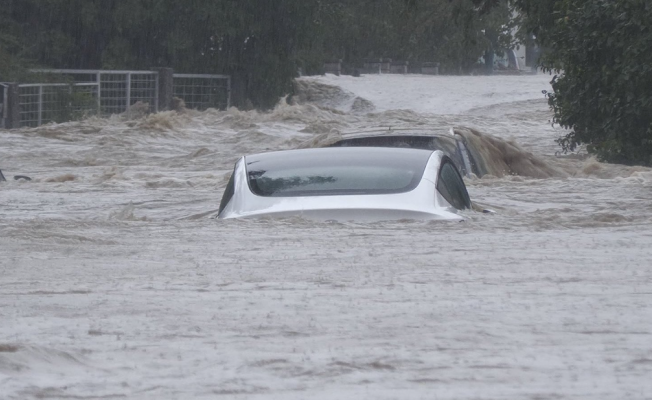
[218,147,471,221]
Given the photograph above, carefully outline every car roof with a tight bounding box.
[327,130,474,174]
[330,134,458,150]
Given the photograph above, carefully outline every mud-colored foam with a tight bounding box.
[454,127,567,178]
[108,204,147,221]
[0,345,90,378]
[293,79,375,114]
[136,112,177,130]
[0,344,19,353]
[45,174,76,183]
[296,131,344,149]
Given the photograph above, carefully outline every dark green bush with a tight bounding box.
[542,0,652,165]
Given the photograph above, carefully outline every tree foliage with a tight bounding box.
[516,0,652,165]
[1,0,515,109]
[307,0,514,74]
[0,0,320,109]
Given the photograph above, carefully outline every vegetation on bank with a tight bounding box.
[517,0,652,165]
[0,0,512,109]
[1,0,650,164]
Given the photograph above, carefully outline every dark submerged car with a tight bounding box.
[328,128,492,178]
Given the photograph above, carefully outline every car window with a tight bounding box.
[437,160,471,209]
[246,148,431,197]
[218,168,236,215]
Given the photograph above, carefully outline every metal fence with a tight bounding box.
[31,69,159,116]
[173,74,231,111]
[2,69,231,129]
[17,83,99,127]
[1,84,7,128]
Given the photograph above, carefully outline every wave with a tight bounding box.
[293,79,375,114]
[108,203,147,221]
[455,127,568,178]
[45,174,76,183]
[0,344,89,374]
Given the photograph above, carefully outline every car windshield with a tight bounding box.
[246,148,431,197]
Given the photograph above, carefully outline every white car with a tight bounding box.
[217,147,471,221]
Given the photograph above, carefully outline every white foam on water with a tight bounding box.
[1,73,651,399]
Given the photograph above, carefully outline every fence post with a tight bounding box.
[125,73,132,111]
[96,72,102,114]
[226,76,231,109]
[6,83,20,129]
[152,67,174,111]
[38,85,43,126]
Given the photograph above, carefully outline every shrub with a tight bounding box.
[542,0,652,165]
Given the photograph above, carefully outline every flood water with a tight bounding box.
[1,74,651,399]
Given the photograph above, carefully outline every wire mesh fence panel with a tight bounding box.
[99,73,128,115]
[18,83,100,127]
[9,69,229,128]
[129,73,158,112]
[173,75,230,111]
[19,86,41,127]
[1,84,7,128]
[70,84,99,119]
[99,72,158,114]
[40,85,72,124]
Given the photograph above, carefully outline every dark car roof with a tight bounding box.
[329,133,479,177]
[330,134,459,152]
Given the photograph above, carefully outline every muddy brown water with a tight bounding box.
[1,75,651,399]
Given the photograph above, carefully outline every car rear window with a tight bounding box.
[246,148,431,197]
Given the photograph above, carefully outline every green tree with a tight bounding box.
[1,0,517,109]
[304,0,515,74]
[215,0,321,109]
[448,0,516,72]
[0,28,28,81]
[0,0,319,109]
[516,0,652,165]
